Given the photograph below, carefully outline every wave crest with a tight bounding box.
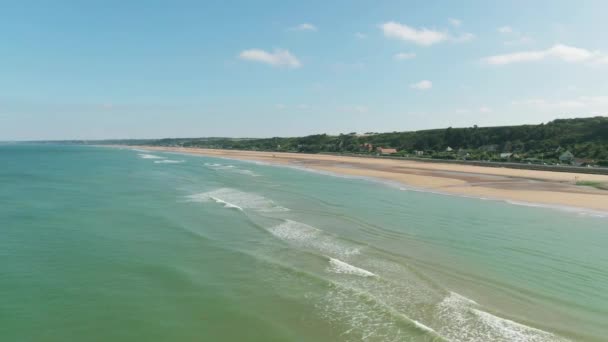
[186,188,288,212]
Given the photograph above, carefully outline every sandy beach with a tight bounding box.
[138,146,608,212]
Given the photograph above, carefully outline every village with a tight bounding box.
[367,144,600,167]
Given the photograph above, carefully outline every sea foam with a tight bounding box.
[209,196,243,210]
[204,162,260,177]
[186,188,288,212]
[154,159,185,164]
[327,257,376,277]
[138,153,164,159]
[268,220,360,258]
[436,291,566,342]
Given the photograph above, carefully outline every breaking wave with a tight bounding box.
[204,162,260,177]
[209,196,242,210]
[138,153,164,159]
[180,184,569,341]
[267,220,360,258]
[327,257,376,277]
[186,188,288,212]
[436,292,567,342]
[154,159,185,164]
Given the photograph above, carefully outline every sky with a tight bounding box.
[1,0,608,140]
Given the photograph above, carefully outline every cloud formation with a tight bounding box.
[482,44,607,65]
[451,32,475,43]
[498,26,513,34]
[394,52,416,60]
[289,23,317,32]
[410,80,432,90]
[239,49,301,68]
[380,22,447,46]
[381,21,474,45]
[448,18,462,27]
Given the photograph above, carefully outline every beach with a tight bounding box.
[138,146,608,213]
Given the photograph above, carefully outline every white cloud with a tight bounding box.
[410,80,432,90]
[380,21,447,46]
[239,48,301,68]
[549,44,595,62]
[482,44,605,65]
[451,32,475,43]
[498,26,513,34]
[483,50,546,65]
[354,32,367,39]
[448,18,462,27]
[479,106,492,113]
[289,23,317,32]
[380,21,473,46]
[592,55,608,65]
[393,52,416,60]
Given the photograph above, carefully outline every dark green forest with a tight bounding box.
[95,117,608,166]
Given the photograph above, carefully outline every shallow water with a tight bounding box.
[1,145,607,341]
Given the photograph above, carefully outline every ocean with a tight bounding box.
[1,144,607,341]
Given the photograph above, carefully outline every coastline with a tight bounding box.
[132,146,608,213]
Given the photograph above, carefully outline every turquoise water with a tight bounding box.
[1,145,607,341]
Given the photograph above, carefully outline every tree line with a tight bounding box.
[97,116,608,166]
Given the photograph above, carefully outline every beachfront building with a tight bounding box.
[500,152,513,159]
[574,158,594,167]
[415,150,424,156]
[446,146,453,152]
[376,147,398,155]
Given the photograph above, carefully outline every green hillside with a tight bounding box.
[140,117,608,166]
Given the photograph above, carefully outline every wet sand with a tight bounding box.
[137,146,608,212]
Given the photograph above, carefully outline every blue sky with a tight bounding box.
[1,0,607,140]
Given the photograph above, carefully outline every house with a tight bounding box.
[415,150,424,156]
[376,147,398,155]
[500,152,513,159]
[445,146,453,152]
[559,151,574,163]
[573,158,594,167]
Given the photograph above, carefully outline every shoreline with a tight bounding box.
[131,146,608,213]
